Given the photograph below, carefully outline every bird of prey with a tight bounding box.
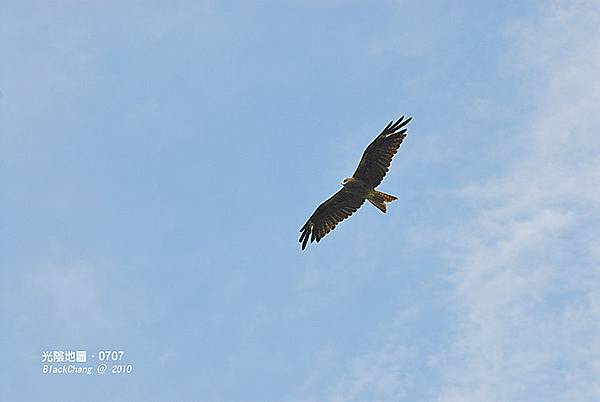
[299,116,412,250]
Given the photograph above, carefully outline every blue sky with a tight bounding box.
[2,1,599,401]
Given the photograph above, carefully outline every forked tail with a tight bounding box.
[367,190,398,213]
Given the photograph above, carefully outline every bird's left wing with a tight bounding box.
[299,188,366,250]
[352,116,411,187]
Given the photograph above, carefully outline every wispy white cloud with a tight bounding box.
[9,258,134,338]
[18,260,113,331]
[0,1,217,140]
[289,306,420,402]
[436,2,600,401]
[327,308,419,402]
[2,255,152,371]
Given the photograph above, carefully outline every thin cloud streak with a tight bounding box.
[437,2,600,401]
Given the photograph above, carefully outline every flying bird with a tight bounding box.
[299,116,412,250]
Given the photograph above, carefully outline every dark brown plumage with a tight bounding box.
[299,116,412,250]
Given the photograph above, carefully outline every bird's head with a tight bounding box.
[341,177,354,186]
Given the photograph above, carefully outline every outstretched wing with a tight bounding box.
[352,116,411,187]
[299,188,366,250]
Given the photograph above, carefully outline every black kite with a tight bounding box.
[299,116,412,250]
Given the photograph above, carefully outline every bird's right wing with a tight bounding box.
[299,188,366,250]
[352,116,411,187]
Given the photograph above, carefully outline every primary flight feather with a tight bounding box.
[299,116,412,250]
